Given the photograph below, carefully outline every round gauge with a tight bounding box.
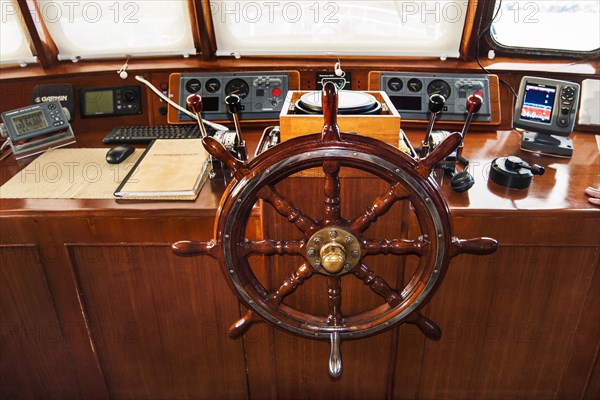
[205,78,221,93]
[427,79,452,99]
[407,78,423,92]
[387,78,403,92]
[185,79,201,93]
[225,78,250,99]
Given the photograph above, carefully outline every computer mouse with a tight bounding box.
[106,144,134,164]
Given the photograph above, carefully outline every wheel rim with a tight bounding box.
[216,133,451,340]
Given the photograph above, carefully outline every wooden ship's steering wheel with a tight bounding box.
[173,82,498,378]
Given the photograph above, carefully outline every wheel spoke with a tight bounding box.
[405,311,442,341]
[353,263,403,307]
[228,310,261,339]
[349,183,408,233]
[240,240,304,257]
[327,276,343,326]
[323,161,342,225]
[362,238,426,256]
[258,186,319,234]
[266,263,315,308]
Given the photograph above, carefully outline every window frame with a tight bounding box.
[481,0,600,60]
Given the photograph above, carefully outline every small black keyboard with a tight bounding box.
[102,125,218,144]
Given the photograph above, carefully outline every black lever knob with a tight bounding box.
[225,94,241,115]
[224,93,247,161]
[428,94,446,114]
[420,94,447,158]
[505,156,545,175]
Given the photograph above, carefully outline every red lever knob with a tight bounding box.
[186,94,203,114]
[466,91,483,114]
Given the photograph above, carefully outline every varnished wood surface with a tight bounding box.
[1,128,598,216]
[1,124,598,399]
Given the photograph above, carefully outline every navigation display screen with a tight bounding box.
[12,110,49,136]
[84,90,114,114]
[520,83,556,124]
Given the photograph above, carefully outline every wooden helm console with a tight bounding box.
[172,82,498,378]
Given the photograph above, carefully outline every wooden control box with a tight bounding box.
[279,91,401,147]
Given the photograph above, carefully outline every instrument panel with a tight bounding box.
[170,72,290,123]
[380,72,494,122]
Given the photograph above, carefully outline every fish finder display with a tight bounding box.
[520,83,556,124]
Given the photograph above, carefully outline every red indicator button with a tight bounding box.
[272,87,282,97]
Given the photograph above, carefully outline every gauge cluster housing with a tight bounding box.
[380,72,493,122]
[177,72,290,121]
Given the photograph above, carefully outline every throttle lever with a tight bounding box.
[186,94,209,138]
[457,91,483,159]
[225,94,247,160]
[420,94,446,158]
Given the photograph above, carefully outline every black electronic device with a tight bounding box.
[489,156,545,189]
[0,101,76,159]
[106,144,134,164]
[80,85,142,117]
[514,77,580,158]
[316,71,352,91]
[102,125,217,144]
[32,83,75,116]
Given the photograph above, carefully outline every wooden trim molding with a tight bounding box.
[191,0,217,60]
[17,0,59,68]
[460,0,492,61]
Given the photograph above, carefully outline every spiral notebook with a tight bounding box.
[114,139,210,200]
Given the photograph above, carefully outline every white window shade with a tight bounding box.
[212,1,467,57]
[36,0,196,60]
[0,0,37,65]
[491,1,599,52]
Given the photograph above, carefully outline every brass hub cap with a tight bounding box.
[306,227,361,275]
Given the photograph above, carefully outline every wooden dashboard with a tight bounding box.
[1,62,599,400]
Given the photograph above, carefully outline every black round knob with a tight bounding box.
[428,94,446,114]
[225,94,241,114]
[505,156,545,176]
[123,90,135,102]
[451,171,474,193]
[505,156,524,170]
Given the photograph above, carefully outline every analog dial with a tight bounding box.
[407,78,423,92]
[185,79,201,93]
[387,78,403,92]
[205,78,221,93]
[427,79,452,99]
[225,78,250,99]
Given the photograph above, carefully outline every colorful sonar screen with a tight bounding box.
[520,83,556,124]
